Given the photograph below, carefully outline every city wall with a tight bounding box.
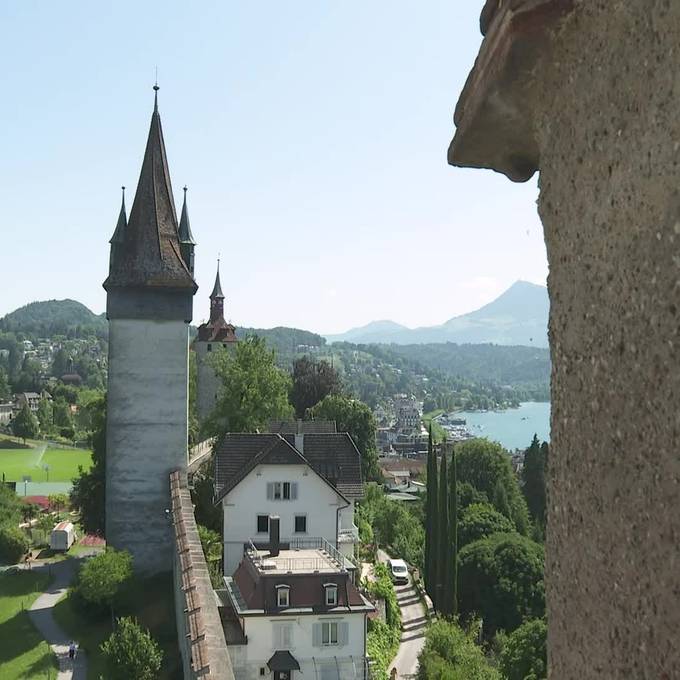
[170,470,234,679]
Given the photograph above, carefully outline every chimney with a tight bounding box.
[294,433,304,454]
[269,515,280,557]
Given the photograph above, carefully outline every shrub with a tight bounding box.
[458,533,544,637]
[417,619,500,680]
[499,618,547,680]
[0,525,30,562]
[101,617,162,680]
[76,548,133,613]
[458,503,515,548]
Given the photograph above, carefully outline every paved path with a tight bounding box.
[28,556,94,679]
[378,550,428,679]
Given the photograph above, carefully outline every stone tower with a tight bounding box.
[195,263,237,422]
[103,88,197,574]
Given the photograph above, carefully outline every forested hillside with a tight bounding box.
[0,300,107,339]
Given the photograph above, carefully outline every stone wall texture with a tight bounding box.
[536,3,680,677]
[106,319,189,574]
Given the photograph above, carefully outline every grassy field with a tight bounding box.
[0,570,57,679]
[0,448,92,483]
[53,572,181,680]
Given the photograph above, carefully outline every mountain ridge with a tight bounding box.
[325,280,549,347]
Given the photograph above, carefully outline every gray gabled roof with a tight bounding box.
[213,432,363,503]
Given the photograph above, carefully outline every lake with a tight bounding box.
[457,401,551,451]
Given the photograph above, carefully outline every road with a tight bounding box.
[378,550,428,679]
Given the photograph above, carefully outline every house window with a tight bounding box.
[324,585,338,606]
[207,344,212,351]
[267,482,298,501]
[322,621,338,645]
[276,585,290,608]
[294,515,307,533]
[257,515,269,533]
[259,668,266,677]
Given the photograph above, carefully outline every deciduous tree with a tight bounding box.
[290,356,341,418]
[101,617,162,680]
[458,503,515,548]
[76,548,133,614]
[12,403,39,443]
[499,618,547,680]
[456,439,529,534]
[308,393,380,481]
[207,335,293,436]
[70,395,105,535]
[458,532,545,638]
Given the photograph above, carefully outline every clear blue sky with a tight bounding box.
[0,1,547,334]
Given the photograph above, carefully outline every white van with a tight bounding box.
[50,521,75,551]
[388,558,409,585]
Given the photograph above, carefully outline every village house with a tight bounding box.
[219,516,374,680]
[214,423,363,578]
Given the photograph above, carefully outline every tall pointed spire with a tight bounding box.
[104,86,196,293]
[109,186,127,244]
[178,186,196,245]
[210,260,224,300]
[198,259,237,343]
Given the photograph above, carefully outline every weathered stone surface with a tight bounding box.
[106,319,189,575]
[450,1,680,677]
[449,0,575,182]
[536,3,680,677]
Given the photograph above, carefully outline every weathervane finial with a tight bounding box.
[153,68,159,111]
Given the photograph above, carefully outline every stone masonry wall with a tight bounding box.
[536,3,680,677]
[170,470,234,680]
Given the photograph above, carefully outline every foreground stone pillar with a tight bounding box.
[450,2,680,677]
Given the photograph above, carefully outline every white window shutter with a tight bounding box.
[266,482,274,500]
[283,624,292,649]
[291,482,298,500]
[273,623,281,648]
[339,622,349,647]
[313,623,321,647]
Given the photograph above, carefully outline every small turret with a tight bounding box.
[108,187,127,270]
[178,186,196,275]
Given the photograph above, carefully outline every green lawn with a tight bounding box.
[53,572,181,680]
[0,448,92,483]
[0,570,58,679]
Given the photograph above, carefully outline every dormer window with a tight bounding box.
[276,584,290,608]
[324,583,338,606]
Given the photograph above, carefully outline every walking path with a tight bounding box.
[27,555,96,679]
[377,550,428,679]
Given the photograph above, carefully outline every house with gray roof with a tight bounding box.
[213,423,363,577]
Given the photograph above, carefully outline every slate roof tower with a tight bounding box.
[103,86,197,574]
[195,262,237,423]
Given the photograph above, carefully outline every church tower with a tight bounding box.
[195,262,237,422]
[103,87,197,574]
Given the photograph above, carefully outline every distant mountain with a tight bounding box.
[0,300,107,338]
[325,320,408,344]
[325,281,549,347]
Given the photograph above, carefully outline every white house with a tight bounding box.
[220,517,374,680]
[213,428,363,577]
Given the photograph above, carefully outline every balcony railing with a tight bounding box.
[337,524,360,543]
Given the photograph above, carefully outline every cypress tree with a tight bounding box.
[437,449,449,614]
[449,445,458,616]
[425,426,438,603]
